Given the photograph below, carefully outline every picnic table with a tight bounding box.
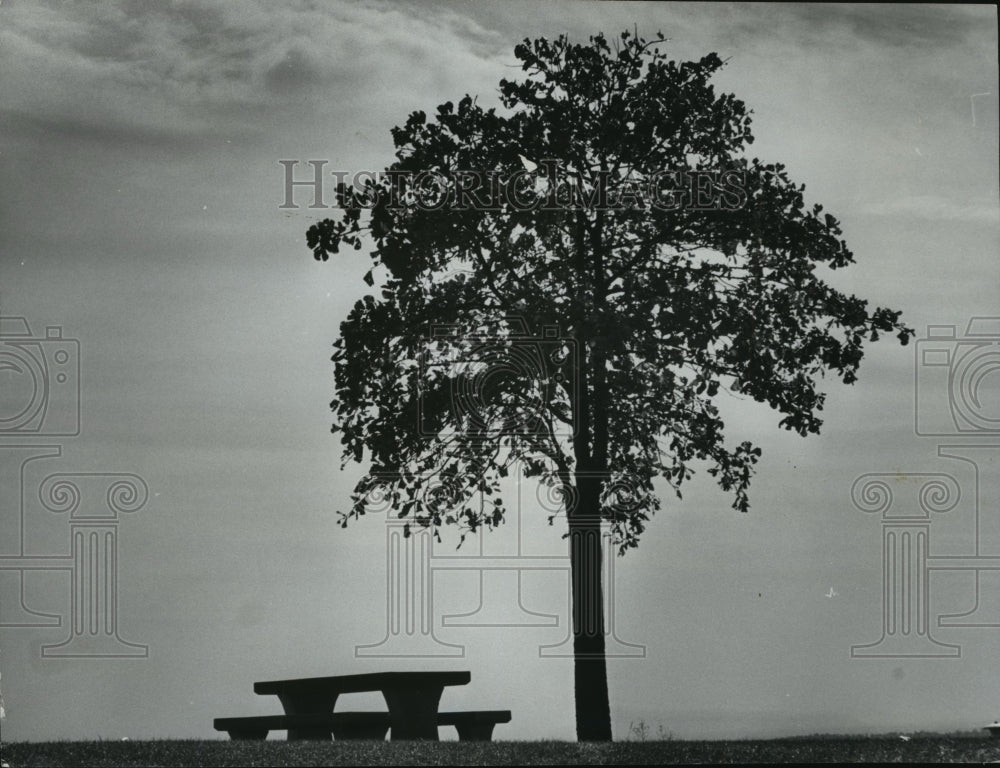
[250,670,471,740]
[215,670,511,741]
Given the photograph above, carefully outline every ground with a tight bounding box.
[3,735,1000,766]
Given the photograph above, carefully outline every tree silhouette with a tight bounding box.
[307,30,913,741]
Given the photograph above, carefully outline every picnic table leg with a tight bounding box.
[453,722,497,741]
[277,692,339,740]
[381,685,444,740]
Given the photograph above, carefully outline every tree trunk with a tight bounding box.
[567,203,613,741]
[569,476,612,741]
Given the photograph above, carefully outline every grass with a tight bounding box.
[3,736,1000,766]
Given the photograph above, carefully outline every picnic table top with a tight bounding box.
[253,670,471,696]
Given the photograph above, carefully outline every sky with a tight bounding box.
[0,0,998,743]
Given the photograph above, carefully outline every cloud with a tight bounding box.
[0,0,510,148]
[263,46,323,94]
[0,108,230,152]
[780,3,994,50]
[859,193,1000,225]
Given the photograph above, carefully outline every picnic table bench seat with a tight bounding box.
[214,712,391,741]
[213,709,511,741]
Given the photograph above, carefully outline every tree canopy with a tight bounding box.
[309,30,911,551]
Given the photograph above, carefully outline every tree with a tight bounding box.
[306,30,913,741]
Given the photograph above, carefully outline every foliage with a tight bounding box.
[307,29,913,553]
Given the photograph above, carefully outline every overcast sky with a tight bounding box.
[1,1,998,742]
